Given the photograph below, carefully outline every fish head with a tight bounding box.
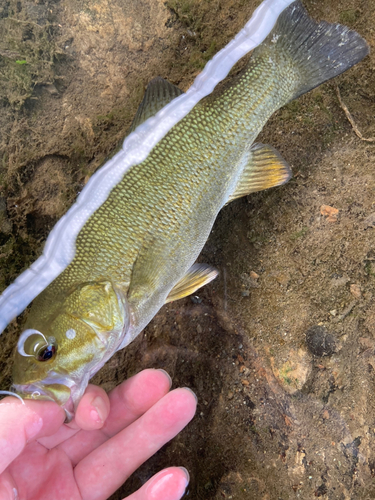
[11,280,129,420]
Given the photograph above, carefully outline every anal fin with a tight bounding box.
[227,143,292,204]
[165,263,218,304]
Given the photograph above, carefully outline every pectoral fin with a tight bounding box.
[226,143,292,204]
[128,77,184,134]
[165,263,218,303]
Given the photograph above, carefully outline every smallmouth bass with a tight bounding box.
[0,0,369,418]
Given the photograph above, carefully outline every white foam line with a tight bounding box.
[0,0,295,334]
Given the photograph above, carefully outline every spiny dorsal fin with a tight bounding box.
[165,263,218,304]
[129,77,184,134]
[227,143,292,204]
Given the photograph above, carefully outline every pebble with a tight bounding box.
[191,295,202,304]
[272,348,311,393]
[350,283,361,298]
[320,204,339,222]
[305,325,337,357]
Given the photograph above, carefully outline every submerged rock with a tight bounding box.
[305,325,337,357]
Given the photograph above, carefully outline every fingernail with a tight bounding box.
[182,387,198,403]
[146,468,189,499]
[157,369,172,388]
[91,396,106,423]
[178,466,190,485]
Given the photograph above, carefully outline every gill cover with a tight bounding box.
[63,280,129,346]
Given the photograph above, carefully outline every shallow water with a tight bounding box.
[0,0,374,498]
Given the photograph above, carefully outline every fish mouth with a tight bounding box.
[11,378,77,422]
[11,383,55,402]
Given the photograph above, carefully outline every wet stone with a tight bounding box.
[271,348,311,393]
[305,325,337,357]
[190,295,202,304]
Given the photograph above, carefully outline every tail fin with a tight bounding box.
[253,0,369,100]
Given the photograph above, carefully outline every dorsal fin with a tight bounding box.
[128,77,184,133]
[227,143,292,204]
[165,263,218,303]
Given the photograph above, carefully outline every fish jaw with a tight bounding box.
[11,377,78,421]
[12,365,100,422]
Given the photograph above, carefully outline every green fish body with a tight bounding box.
[0,1,369,417]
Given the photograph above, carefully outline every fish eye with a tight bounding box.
[17,329,58,362]
[36,343,57,362]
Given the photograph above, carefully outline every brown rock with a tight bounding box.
[271,348,312,394]
[350,283,361,298]
[320,204,339,222]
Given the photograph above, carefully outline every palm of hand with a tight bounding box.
[0,369,196,500]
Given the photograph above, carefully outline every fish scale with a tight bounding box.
[35,43,331,323]
[4,1,368,417]
[27,11,365,335]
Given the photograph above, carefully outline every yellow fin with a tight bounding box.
[165,263,218,303]
[128,77,184,134]
[227,143,292,204]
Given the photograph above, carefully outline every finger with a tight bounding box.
[103,368,172,436]
[74,388,197,500]
[58,369,172,465]
[37,385,110,449]
[124,467,189,500]
[0,398,64,474]
[74,384,110,431]
[0,471,18,500]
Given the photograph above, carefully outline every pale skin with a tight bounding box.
[0,369,197,500]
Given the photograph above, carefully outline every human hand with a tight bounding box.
[0,369,197,500]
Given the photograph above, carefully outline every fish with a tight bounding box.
[0,0,369,419]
